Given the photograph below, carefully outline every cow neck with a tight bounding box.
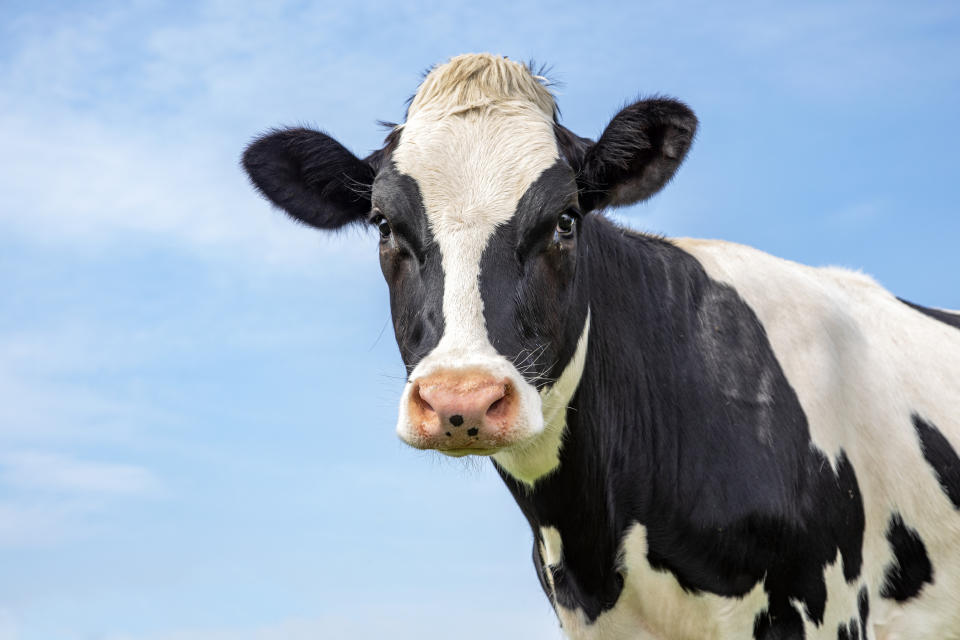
[503,215,705,508]
[492,215,709,615]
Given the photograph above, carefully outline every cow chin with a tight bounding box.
[395,350,545,457]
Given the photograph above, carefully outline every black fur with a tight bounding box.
[837,619,859,640]
[242,128,375,229]
[372,162,444,371]
[913,414,960,509]
[495,217,866,632]
[753,604,805,640]
[574,98,698,211]
[837,622,850,640]
[479,161,585,386]
[880,513,933,602]
[553,123,594,172]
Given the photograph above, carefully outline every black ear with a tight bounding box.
[242,127,375,230]
[576,98,697,211]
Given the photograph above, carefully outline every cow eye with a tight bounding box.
[556,210,578,238]
[372,212,392,240]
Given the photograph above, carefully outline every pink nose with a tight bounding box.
[408,372,518,451]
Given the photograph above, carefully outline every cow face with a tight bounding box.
[242,54,696,478]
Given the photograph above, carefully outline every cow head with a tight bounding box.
[242,54,696,481]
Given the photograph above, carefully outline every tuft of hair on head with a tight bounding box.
[407,53,557,120]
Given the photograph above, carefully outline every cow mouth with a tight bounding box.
[399,411,544,456]
[405,428,523,456]
[436,447,500,457]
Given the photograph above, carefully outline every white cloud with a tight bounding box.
[0,450,160,546]
[0,327,172,443]
[0,451,160,496]
[0,365,136,443]
[0,448,164,547]
[0,108,363,270]
[0,3,393,269]
[0,497,105,547]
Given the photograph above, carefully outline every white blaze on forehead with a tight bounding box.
[391,54,565,451]
[392,54,559,353]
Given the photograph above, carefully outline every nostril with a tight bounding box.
[412,383,436,417]
[412,375,516,442]
[485,384,511,420]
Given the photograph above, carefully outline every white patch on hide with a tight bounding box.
[552,523,768,640]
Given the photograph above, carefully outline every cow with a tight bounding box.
[241,53,960,639]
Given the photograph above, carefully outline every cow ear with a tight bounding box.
[242,127,375,230]
[576,98,697,211]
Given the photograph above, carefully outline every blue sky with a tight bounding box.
[1,1,958,638]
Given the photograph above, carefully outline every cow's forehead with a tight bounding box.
[392,109,559,231]
[389,54,561,233]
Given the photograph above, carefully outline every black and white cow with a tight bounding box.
[242,54,960,639]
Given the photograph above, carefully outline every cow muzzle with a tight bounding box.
[401,370,526,455]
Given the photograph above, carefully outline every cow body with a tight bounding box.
[242,54,960,639]
[505,224,960,639]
